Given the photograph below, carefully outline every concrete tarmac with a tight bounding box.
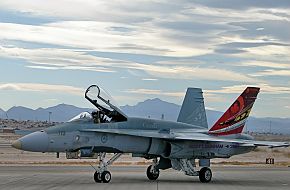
[0,165,289,190]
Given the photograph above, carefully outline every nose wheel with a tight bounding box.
[92,153,122,183]
[94,171,112,183]
[93,171,102,183]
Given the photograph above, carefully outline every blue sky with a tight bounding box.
[0,0,289,117]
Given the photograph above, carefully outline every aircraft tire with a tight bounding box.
[146,165,160,180]
[94,171,102,183]
[101,171,112,183]
[199,167,212,183]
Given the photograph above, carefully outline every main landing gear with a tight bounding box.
[170,158,212,183]
[146,158,160,180]
[93,153,122,183]
[198,167,212,183]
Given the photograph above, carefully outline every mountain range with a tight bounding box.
[1,104,93,122]
[1,98,290,134]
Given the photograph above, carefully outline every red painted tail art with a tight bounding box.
[209,87,260,136]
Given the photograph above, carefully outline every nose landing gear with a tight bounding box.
[92,152,122,183]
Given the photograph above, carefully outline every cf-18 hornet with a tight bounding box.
[12,85,289,183]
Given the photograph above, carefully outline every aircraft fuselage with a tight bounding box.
[15,117,255,159]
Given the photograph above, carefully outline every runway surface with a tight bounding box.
[0,165,289,190]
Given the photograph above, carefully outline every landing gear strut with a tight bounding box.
[93,153,122,183]
[146,158,160,180]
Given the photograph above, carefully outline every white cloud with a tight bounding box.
[252,69,290,77]
[0,1,116,20]
[244,45,290,59]
[0,1,288,60]
[157,59,203,65]
[0,46,257,82]
[226,44,290,68]
[0,1,289,22]
[0,1,288,81]
[240,61,290,69]
[256,27,264,31]
[238,60,290,78]
[145,65,258,82]
[123,89,184,97]
[185,6,289,22]
[206,84,290,95]
[0,21,212,57]
[0,46,118,72]
[0,0,176,22]
[142,78,158,81]
[0,83,83,96]
[1,1,287,60]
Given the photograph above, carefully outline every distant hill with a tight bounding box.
[1,99,290,134]
[4,104,93,122]
[0,108,5,118]
[121,98,180,120]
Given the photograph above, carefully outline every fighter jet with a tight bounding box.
[12,85,289,183]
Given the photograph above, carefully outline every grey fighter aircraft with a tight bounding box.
[12,85,289,183]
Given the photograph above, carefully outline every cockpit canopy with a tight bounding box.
[85,85,127,122]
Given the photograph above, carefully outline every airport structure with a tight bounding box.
[12,85,289,183]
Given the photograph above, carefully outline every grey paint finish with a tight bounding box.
[177,88,208,129]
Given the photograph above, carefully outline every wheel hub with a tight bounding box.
[105,173,111,181]
[205,170,212,180]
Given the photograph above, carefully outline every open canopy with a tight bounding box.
[85,85,127,122]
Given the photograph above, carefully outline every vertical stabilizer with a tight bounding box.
[177,88,208,128]
[209,87,260,136]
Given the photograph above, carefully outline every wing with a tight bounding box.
[80,128,289,148]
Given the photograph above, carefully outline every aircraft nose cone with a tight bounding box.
[11,140,22,149]
[13,131,49,152]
